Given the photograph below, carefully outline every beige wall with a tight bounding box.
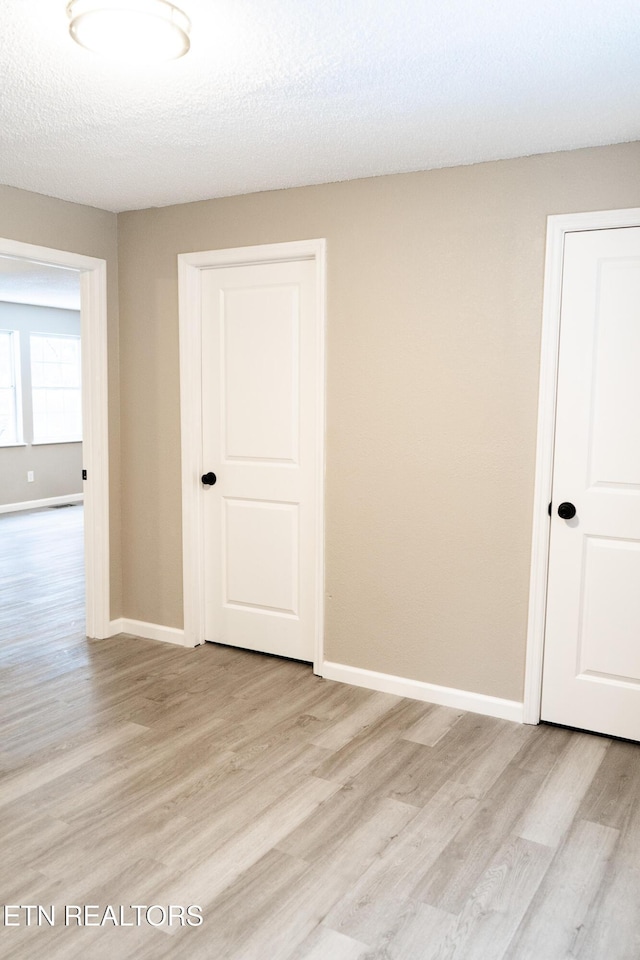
[5,147,639,701]
[117,141,640,702]
[0,185,121,617]
[0,442,82,507]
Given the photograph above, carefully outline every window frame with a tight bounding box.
[0,328,24,447]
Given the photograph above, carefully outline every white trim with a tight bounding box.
[0,237,110,640]
[322,661,524,724]
[0,493,83,515]
[110,618,186,646]
[180,239,326,270]
[178,239,327,668]
[80,259,111,639]
[31,440,83,446]
[524,206,640,724]
[178,249,205,648]
[313,244,327,674]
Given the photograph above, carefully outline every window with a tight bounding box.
[0,330,22,446]
[30,334,82,443]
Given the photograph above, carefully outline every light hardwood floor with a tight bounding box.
[1,505,640,959]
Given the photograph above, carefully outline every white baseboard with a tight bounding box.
[109,618,186,647]
[321,661,524,724]
[0,493,84,515]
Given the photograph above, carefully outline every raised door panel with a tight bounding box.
[221,284,299,464]
[589,259,640,487]
[224,498,299,616]
[578,537,640,683]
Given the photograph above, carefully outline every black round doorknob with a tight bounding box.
[201,472,217,486]
[557,501,576,520]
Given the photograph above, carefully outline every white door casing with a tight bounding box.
[178,240,326,668]
[525,207,640,734]
[0,236,110,639]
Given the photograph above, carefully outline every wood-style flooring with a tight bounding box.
[1,505,640,959]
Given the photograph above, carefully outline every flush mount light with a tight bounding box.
[67,0,191,62]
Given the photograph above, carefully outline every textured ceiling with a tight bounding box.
[0,0,638,213]
[0,259,80,311]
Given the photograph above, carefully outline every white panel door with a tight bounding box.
[200,258,320,661]
[542,226,640,739]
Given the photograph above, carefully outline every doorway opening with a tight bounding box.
[0,257,86,642]
[0,237,110,640]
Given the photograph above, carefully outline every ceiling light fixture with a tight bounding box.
[67,0,191,63]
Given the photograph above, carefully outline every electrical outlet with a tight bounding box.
[27,471,34,482]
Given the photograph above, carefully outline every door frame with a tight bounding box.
[177,239,327,670]
[0,236,111,639]
[524,206,640,723]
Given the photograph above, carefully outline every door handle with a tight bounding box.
[557,501,576,520]
[201,472,217,486]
